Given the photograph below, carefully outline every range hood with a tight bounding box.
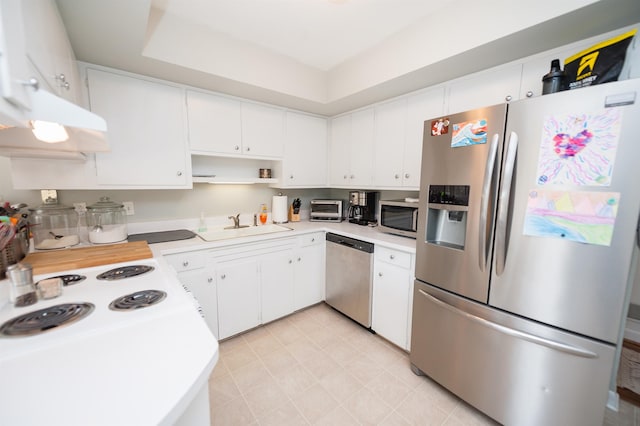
[0,87,109,161]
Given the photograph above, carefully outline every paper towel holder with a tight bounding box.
[272,192,289,224]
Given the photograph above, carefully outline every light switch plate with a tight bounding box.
[41,189,58,204]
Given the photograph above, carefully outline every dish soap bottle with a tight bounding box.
[259,204,268,225]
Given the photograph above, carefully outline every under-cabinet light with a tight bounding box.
[30,120,69,143]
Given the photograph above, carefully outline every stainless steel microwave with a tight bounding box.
[310,199,344,222]
[378,199,419,238]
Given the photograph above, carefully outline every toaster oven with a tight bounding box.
[310,200,343,222]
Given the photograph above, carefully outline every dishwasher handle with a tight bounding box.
[326,232,374,253]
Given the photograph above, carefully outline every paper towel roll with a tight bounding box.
[272,195,288,223]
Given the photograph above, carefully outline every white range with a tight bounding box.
[0,257,218,426]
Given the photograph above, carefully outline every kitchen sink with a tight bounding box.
[197,224,293,242]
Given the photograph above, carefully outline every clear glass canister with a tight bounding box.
[29,202,80,250]
[87,197,128,244]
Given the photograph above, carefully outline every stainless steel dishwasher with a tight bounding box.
[325,232,374,328]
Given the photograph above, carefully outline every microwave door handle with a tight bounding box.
[478,134,499,272]
[412,208,419,230]
[495,131,518,276]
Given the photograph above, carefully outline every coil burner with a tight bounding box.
[96,265,154,281]
[0,303,95,337]
[109,290,167,311]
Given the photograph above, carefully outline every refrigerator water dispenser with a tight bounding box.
[426,185,469,250]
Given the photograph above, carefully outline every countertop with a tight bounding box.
[145,220,417,257]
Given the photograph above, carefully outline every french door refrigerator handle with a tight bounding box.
[495,131,518,276]
[478,134,499,272]
[417,289,597,358]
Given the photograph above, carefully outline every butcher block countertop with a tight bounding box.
[23,241,153,275]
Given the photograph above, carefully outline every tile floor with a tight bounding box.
[208,303,637,425]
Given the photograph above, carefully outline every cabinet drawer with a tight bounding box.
[375,246,411,269]
[164,252,206,272]
[298,232,325,247]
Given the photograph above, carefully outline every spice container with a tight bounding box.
[29,202,80,250]
[36,277,63,300]
[7,262,38,307]
[87,197,128,244]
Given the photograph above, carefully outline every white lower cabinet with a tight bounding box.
[260,249,295,324]
[294,232,325,310]
[372,245,414,350]
[216,257,261,339]
[164,251,218,338]
[166,233,326,340]
[176,269,218,339]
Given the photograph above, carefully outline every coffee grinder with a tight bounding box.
[348,191,378,225]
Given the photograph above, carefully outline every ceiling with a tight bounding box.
[56,0,640,115]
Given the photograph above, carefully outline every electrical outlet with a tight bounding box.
[73,202,87,214]
[123,201,135,216]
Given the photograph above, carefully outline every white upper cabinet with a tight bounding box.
[328,114,352,186]
[187,90,242,155]
[87,68,191,188]
[373,98,406,188]
[349,109,374,187]
[186,90,284,158]
[277,111,327,188]
[241,102,284,158]
[21,0,79,103]
[404,87,446,188]
[446,63,522,114]
[372,87,444,189]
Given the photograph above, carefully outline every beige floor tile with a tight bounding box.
[415,379,459,415]
[313,405,360,426]
[318,369,363,401]
[286,338,324,364]
[208,372,242,410]
[344,353,386,386]
[396,389,450,425]
[292,383,340,423]
[342,387,394,425]
[445,401,500,426]
[301,351,342,381]
[229,359,272,394]
[240,325,271,343]
[223,344,259,372]
[273,363,318,398]
[210,395,256,426]
[242,376,290,417]
[256,400,309,426]
[267,319,305,345]
[261,346,299,376]
[209,358,229,380]
[366,370,413,409]
[245,332,284,359]
[219,334,250,355]
[378,410,412,426]
[327,339,361,367]
[361,338,405,365]
[306,325,340,348]
[383,356,428,390]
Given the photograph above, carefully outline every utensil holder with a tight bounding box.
[1,232,29,279]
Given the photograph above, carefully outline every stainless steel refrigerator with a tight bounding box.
[410,78,640,426]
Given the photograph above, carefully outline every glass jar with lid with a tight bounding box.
[29,201,80,250]
[86,197,128,244]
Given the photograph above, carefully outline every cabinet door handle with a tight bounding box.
[20,77,40,90]
[234,145,240,151]
[221,274,226,279]
[526,91,534,98]
[297,257,301,262]
[289,175,294,179]
[343,174,348,180]
[177,171,183,176]
[395,174,400,179]
[207,277,213,283]
[505,95,513,102]
[378,272,383,277]
[389,254,395,260]
[350,174,355,179]
[311,238,315,242]
[246,146,251,152]
[182,261,189,267]
[288,259,293,264]
[405,173,410,179]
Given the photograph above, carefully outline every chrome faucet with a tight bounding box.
[228,214,240,229]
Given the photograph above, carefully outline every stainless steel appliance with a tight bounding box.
[410,79,640,426]
[310,199,343,222]
[348,191,378,225]
[378,199,419,238]
[325,233,374,328]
